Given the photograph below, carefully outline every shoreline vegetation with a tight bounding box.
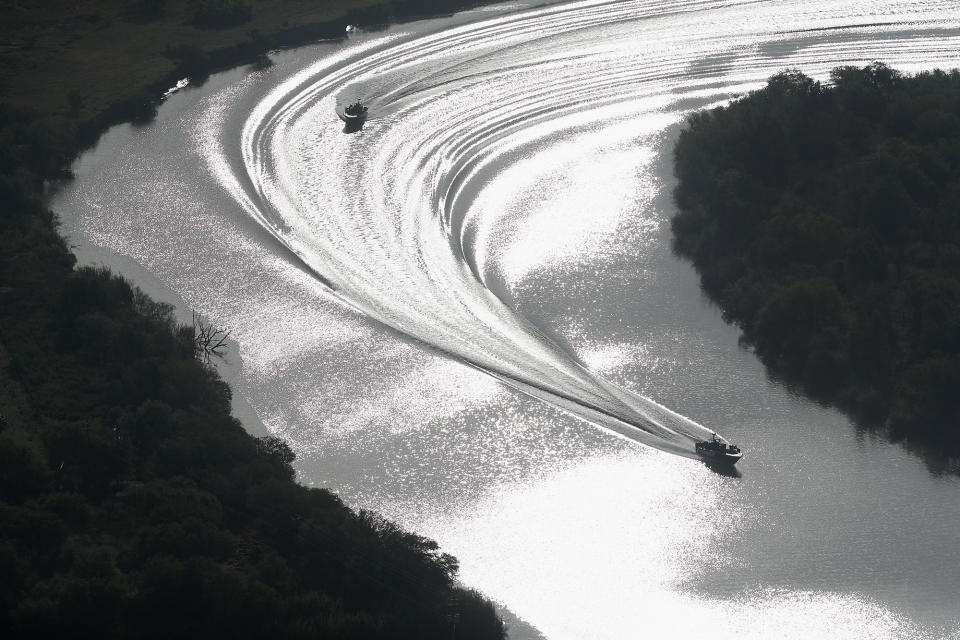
[672,63,960,472]
[2,0,486,146]
[1,0,507,637]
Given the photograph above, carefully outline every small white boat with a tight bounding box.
[695,433,743,465]
[339,100,368,125]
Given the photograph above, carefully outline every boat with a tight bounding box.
[695,433,743,465]
[339,100,368,126]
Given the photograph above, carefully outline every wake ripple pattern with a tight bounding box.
[204,0,960,456]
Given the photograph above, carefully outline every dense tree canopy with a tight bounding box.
[673,63,960,460]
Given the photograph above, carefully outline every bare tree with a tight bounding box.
[192,311,230,364]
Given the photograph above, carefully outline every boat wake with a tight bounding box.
[201,0,960,457]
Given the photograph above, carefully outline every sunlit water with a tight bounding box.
[52,1,960,638]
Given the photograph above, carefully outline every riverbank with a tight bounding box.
[0,0,508,636]
[1,0,487,146]
[672,64,960,468]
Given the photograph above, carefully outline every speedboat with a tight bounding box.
[339,100,368,126]
[695,433,743,465]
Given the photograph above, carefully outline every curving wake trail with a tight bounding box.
[202,0,960,457]
[55,2,960,634]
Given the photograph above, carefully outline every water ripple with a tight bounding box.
[202,0,960,459]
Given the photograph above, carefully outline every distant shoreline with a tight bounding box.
[2,0,505,151]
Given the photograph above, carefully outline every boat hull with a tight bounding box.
[696,449,743,465]
[338,110,367,132]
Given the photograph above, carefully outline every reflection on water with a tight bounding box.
[52,0,960,638]
[425,452,932,640]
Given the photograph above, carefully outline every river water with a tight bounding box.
[52,1,960,637]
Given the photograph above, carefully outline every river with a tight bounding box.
[51,1,960,638]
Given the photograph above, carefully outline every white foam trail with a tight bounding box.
[201,0,960,457]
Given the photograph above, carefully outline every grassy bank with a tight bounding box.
[1,1,476,123]
[1,0,483,147]
[672,64,960,470]
[1,0,507,636]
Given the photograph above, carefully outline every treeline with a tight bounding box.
[0,110,504,638]
[0,112,504,638]
[0,1,506,638]
[673,63,960,458]
[1,0,486,149]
